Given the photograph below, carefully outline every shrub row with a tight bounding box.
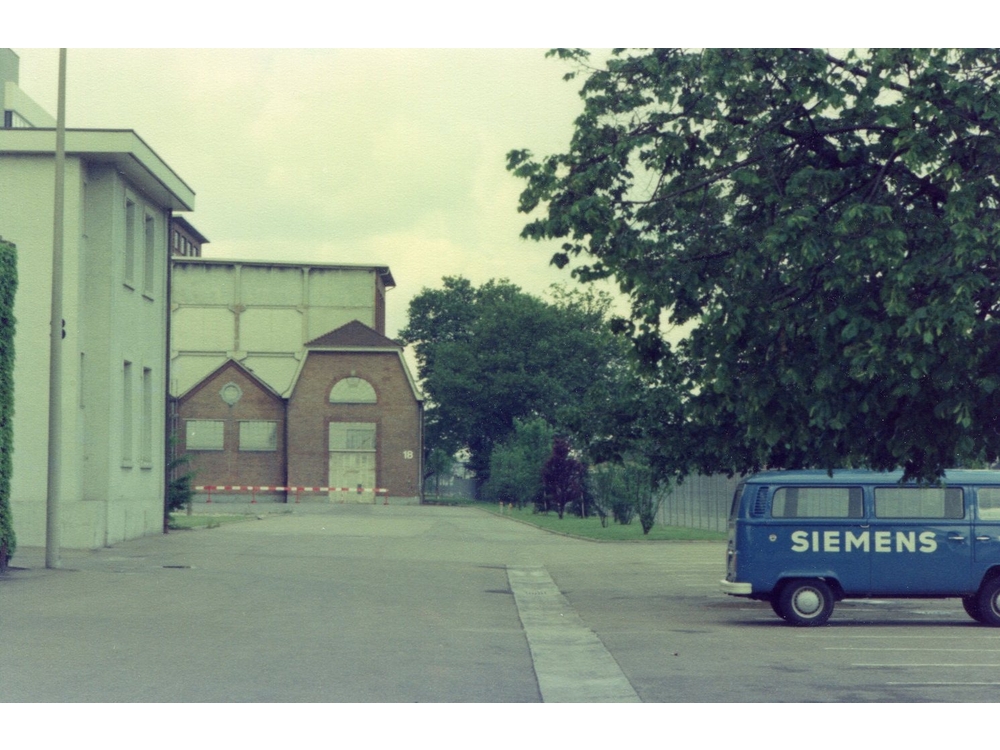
[0,239,17,571]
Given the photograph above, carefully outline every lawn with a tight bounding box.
[483,504,727,541]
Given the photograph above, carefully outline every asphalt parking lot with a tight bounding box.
[0,503,994,702]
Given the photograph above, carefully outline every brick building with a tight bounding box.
[170,260,423,504]
[287,321,423,502]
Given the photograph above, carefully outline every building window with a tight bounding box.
[140,367,153,466]
[329,377,377,404]
[239,421,278,451]
[143,214,155,295]
[122,361,133,466]
[124,199,136,286]
[220,382,243,406]
[185,420,225,451]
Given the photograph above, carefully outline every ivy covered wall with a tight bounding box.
[0,238,17,571]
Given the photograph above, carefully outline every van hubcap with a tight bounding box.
[794,589,821,616]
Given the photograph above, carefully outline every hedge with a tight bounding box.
[0,239,16,572]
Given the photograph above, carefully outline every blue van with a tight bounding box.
[720,470,1000,626]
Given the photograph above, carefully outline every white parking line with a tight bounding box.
[887,682,1000,687]
[827,647,1000,652]
[851,664,1000,669]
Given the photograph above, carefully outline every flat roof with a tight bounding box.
[170,214,209,244]
[746,469,1000,485]
[171,256,395,288]
[0,127,194,210]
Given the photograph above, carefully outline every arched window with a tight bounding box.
[329,376,377,404]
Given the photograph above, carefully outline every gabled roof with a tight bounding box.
[305,320,402,349]
[175,357,285,404]
[288,320,423,402]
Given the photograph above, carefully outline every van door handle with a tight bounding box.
[948,534,966,542]
[977,535,992,542]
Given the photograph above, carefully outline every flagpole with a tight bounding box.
[46,48,66,569]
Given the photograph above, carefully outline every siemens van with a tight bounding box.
[720,470,1000,626]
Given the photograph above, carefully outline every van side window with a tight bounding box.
[977,487,1000,520]
[874,487,964,519]
[771,487,863,518]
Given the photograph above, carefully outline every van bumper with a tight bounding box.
[720,579,753,596]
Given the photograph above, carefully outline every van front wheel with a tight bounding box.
[962,595,985,623]
[976,578,1000,626]
[777,579,834,627]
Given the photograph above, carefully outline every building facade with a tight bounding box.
[0,127,195,547]
[170,262,423,504]
[170,215,208,258]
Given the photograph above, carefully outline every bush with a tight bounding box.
[541,437,586,519]
[482,418,554,508]
[165,450,194,532]
[589,464,634,525]
[0,239,16,572]
[588,461,664,531]
[623,464,662,535]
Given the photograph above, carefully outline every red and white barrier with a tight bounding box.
[193,485,390,505]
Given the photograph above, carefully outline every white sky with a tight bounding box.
[12,47,608,339]
[8,7,956,344]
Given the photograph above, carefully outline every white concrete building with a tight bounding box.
[0,56,195,548]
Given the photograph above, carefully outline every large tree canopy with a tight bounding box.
[399,277,645,480]
[508,48,1000,482]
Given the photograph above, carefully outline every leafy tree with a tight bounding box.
[509,48,1000,482]
[424,447,455,497]
[399,277,645,482]
[541,437,586,519]
[482,417,554,508]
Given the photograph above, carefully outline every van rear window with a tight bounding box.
[771,487,863,519]
[874,487,964,519]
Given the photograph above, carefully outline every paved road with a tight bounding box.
[0,503,993,702]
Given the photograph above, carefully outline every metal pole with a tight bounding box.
[45,49,67,568]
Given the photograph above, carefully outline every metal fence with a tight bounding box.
[657,474,742,533]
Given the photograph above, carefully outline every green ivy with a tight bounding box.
[0,239,17,571]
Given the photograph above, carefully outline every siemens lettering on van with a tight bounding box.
[720,470,1000,626]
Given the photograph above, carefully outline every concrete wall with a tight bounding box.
[286,351,422,503]
[170,261,383,398]
[0,154,168,548]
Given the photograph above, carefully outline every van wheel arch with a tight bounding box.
[976,576,1000,627]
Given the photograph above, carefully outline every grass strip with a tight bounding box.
[482,504,726,541]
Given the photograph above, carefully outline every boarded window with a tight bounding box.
[875,487,964,519]
[329,422,376,451]
[239,420,277,451]
[124,198,136,285]
[122,360,133,465]
[186,420,224,451]
[329,377,377,404]
[771,487,863,519]
[140,367,153,465]
[143,213,156,295]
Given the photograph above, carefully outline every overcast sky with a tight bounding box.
[13,47,611,339]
